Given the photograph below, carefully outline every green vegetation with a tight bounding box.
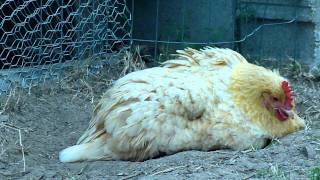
[309,167,320,180]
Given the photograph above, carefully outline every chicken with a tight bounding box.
[59,47,305,162]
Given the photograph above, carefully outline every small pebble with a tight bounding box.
[301,145,316,159]
[117,172,127,176]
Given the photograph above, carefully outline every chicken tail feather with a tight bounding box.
[59,134,112,162]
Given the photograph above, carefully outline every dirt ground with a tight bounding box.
[0,59,320,180]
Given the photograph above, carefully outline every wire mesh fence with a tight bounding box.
[0,0,319,94]
[0,0,132,94]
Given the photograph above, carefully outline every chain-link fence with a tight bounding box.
[0,0,132,94]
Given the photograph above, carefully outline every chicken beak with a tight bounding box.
[294,114,306,130]
[283,109,294,119]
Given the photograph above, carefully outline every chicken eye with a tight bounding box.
[272,97,279,101]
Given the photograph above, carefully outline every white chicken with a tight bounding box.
[59,47,305,162]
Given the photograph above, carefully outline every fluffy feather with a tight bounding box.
[59,47,305,162]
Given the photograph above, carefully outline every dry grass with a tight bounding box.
[284,59,320,129]
[54,46,146,103]
[0,88,31,174]
[0,46,146,174]
[119,46,146,76]
[0,46,147,108]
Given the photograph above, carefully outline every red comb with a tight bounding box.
[281,81,294,109]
